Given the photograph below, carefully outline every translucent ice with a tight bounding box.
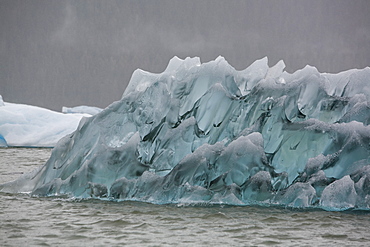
[1,57,370,211]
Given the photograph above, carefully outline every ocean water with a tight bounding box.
[1,148,370,246]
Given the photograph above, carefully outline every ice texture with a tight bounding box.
[1,57,370,211]
[0,98,92,147]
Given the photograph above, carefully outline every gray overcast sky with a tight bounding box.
[1,0,369,111]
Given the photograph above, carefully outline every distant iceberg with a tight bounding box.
[0,97,94,147]
[1,57,370,211]
[62,105,103,115]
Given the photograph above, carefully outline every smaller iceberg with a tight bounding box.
[62,106,103,115]
[0,97,94,147]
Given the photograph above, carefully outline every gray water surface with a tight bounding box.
[1,148,369,246]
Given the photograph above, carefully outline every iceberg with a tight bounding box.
[1,57,370,211]
[62,105,103,115]
[0,97,92,147]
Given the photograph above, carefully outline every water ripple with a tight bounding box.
[1,148,370,246]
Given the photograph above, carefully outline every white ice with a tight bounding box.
[0,97,92,147]
[62,105,102,115]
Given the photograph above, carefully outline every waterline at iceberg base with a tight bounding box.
[2,57,370,211]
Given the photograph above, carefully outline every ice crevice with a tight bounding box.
[1,56,370,211]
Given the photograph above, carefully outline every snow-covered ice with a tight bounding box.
[0,97,93,147]
[1,56,370,211]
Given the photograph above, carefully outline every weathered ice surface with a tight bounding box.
[2,57,370,211]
